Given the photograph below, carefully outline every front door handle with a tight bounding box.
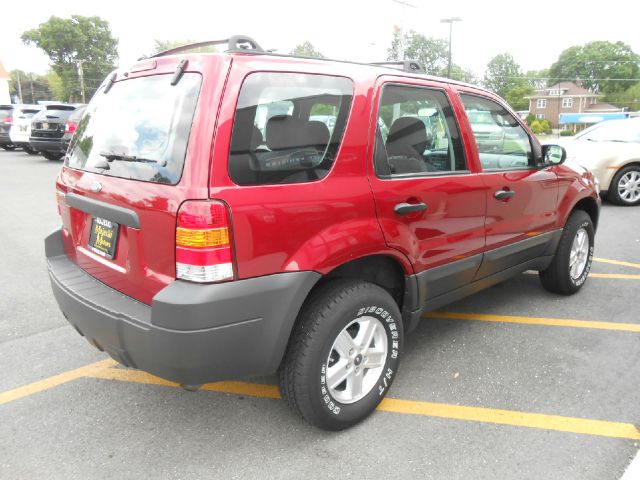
[494,190,516,200]
[394,202,428,214]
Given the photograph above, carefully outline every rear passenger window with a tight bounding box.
[228,73,353,185]
[460,94,533,170]
[374,84,467,177]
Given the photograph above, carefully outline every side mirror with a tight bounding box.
[541,144,566,166]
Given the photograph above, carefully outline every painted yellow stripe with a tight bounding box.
[593,257,640,269]
[589,273,640,280]
[377,398,640,440]
[424,311,640,333]
[0,359,117,406]
[523,270,640,280]
[86,366,640,440]
[86,368,281,399]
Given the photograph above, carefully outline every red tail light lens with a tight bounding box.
[3,116,12,125]
[176,200,235,283]
[65,121,77,134]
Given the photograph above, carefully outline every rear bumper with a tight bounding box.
[0,132,13,146]
[29,138,65,153]
[45,229,320,385]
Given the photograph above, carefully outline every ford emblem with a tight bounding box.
[90,182,102,193]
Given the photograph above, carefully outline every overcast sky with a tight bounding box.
[4,0,640,81]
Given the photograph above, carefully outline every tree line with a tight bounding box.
[10,16,640,115]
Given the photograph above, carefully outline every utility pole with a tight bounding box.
[15,70,23,104]
[29,73,35,104]
[391,0,416,60]
[77,60,86,104]
[441,17,462,78]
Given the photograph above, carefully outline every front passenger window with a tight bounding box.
[460,94,533,170]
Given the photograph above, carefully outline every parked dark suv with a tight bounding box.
[30,104,85,160]
[46,36,600,430]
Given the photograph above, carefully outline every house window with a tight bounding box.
[537,99,547,108]
[536,114,545,120]
[562,98,573,108]
[549,89,561,95]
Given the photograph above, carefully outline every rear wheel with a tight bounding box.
[279,279,403,430]
[23,145,39,155]
[609,165,640,206]
[539,210,594,294]
[42,152,64,161]
[1,144,16,151]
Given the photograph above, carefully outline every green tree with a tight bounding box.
[153,39,218,55]
[21,15,118,102]
[483,53,522,98]
[604,81,640,110]
[548,41,640,94]
[483,53,533,110]
[387,30,448,75]
[440,64,477,84]
[9,70,55,103]
[290,41,324,58]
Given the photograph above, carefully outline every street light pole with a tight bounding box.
[441,17,462,78]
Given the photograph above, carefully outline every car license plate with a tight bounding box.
[20,125,27,132]
[88,217,119,259]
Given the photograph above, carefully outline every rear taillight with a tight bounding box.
[65,121,77,134]
[3,116,12,125]
[176,200,235,283]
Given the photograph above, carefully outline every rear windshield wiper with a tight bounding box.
[100,151,167,166]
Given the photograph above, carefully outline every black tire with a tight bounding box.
[1,144,16,151]
[42,152,64,161]
[608,165,640,206]
[279,279,403,430]
[23,145,39,155]
[539,210,594,295]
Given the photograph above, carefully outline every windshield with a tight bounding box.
[575,120,640,143]
[66,73,202,185]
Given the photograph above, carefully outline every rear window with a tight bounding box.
[46,105,76,111]
[66,73,201,185]
[228,72,353,185]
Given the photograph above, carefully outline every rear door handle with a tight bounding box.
[394,202,428,214]
[494,190,516,200]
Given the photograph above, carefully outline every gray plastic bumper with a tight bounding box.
[45,229,320,385]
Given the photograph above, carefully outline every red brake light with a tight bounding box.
[3,116,12,125]
[175,200,235,283]
[65,121,77,134]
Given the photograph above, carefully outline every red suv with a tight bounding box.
[46,36,600,430]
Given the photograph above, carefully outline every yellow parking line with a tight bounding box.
[424,311,640,333]
[0,359,117,406]
[85,366,640,440]
[593,257,640,269]
[589,273,640,280]
[377,398,640,440]
[86,367,281,399]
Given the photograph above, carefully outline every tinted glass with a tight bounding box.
[66,73,201,185]
[228,73,353,185]
[374,84,466,177]
[460,94,533,170]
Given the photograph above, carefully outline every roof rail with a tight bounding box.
[370,60,425,74]
[151,35,264,58]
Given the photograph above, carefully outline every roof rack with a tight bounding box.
[370,60,425,74]
[151,35,264,58]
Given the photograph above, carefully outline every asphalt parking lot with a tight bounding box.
[0,149,639,480]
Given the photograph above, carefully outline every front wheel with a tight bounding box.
[42,152,64,161]
[539,210,594,294]
[1,144,16,151]
[609,165,640,206]
[279,279,403,430]
[23,145,39,155]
